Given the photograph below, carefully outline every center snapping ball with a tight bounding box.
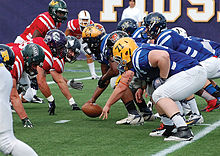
[82,102,103,118]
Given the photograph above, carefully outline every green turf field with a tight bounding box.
[5,60,220,156]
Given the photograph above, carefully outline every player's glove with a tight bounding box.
[68,79,83,90]
[48,100,56,115]
[152,77,167,89]
[22,117,33,128]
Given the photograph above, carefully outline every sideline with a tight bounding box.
[152,120,220,156]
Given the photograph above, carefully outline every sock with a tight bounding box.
[69,97,76,106]
[125,100,139,115]
[204,84,220,100]
[175,101,184,116]
[170,112,187,128]
[161,115,174,126]
[135,99,150,113]
[88,62,97,77]
[187,98,200,115]
[196,89,216,101]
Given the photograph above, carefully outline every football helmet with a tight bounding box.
[143,12,167,39]
[65,36,81,63]
[44,29,67,59]
[113,37,138,72]
[82,23,106,55]
[78,10,91,31]
[106,30,129,51]
[22,43,45,76]
[0,44,15,70]
[48,0,68,23]
[172,27,188,38]
[117,18,138,36]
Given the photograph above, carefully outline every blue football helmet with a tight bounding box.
[0,44,15,70]
[65,36,81,63]
[44,29,67,59]
[143,12,167,39]
[117,18,138,36]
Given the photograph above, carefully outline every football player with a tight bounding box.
[0,45,38,156]
[5,42,45,128]
[14,0,68,104]
[82,24,153,125]
[100,37,207,141]
[143,12,220,124]
[65,10,98,79]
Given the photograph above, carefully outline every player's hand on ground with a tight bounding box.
[22,117,33,128]
[99,105,110,120]
[48,100,56,115]
[68,79,83,90]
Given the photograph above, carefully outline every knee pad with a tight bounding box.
[0,131,16,155]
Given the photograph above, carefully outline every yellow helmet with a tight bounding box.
[113,37,138,72]
[82,23,106,54]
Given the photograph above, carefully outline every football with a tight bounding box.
[82,102,103,118]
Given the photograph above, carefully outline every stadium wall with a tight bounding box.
[1,0,219,55]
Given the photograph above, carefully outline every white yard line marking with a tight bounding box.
[152,120,220,156]
[47,76,100,85]
[54,120,71,123]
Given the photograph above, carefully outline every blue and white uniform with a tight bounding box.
[132,26,148,43]
[155,29,220,79]
[132,43,207,103]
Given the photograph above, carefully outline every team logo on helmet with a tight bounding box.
[1,50,9,62]
[49,0,59,6]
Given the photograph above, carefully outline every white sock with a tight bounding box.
[88,62,96,76]
[69,97,76,106]
[171,113,187,128]
[187,98,200,115]
[175,101,184,116]
[161,116,174,126]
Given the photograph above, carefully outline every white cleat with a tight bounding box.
[116,114,144,125]
[186,113,204,125]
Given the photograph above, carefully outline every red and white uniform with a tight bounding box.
[18,12,61,42]
[51,58,65,73]
[6,43,25,82]
[67,19,94,39]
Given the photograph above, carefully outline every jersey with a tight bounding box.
[99,34,111,65]
[51,57,65,73]
[20,12,61,41]
[67,19,94,39]
[132,26,148,43]
[6,43,24,81]
[132,44,199,81]
[155,29,214,62]
[189,36,220,57]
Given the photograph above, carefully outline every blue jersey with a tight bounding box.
[155,29,214,62]
[132,26,148,43]
[132,44,199,81]
[189,36,220,57]
[94,34,110,65]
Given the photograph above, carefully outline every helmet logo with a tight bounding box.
[68,39,75,47]
[121,21,130,31]
[30,44,39,57]
[1,50,9,62]
[111,33,119,42]
[151,17,161,24]
[50,0,59,6]
[52,32,61,41]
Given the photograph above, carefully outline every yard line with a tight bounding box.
[47,76,100,85]
[152,120,220,156]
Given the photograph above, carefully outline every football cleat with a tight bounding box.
[116,114,144,125]
[149,123,175,137]
[164,126,193,141]
[71,104,81,110]
[31,95,44,104]
[201,99,220,112]
[186,113,204,125]
[91,74,100,80]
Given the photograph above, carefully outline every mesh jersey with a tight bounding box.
[67,19,94,39]
[155,29,213,62]
[99,34,110,65]
[50,57,65,73]
[189,36,220,57]
[20,12,61,41]
[132,26,148,43]
[6,43,24,81]
[132,44,199,80]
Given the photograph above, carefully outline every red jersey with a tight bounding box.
[67,19,94,39]
[20,12,61,41]
[6,43,25,81]
[51,58,65,73]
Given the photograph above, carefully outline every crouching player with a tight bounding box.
[100,38,207,141]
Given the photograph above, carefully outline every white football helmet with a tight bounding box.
[172,27,188,38]
[78,10,91,30]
